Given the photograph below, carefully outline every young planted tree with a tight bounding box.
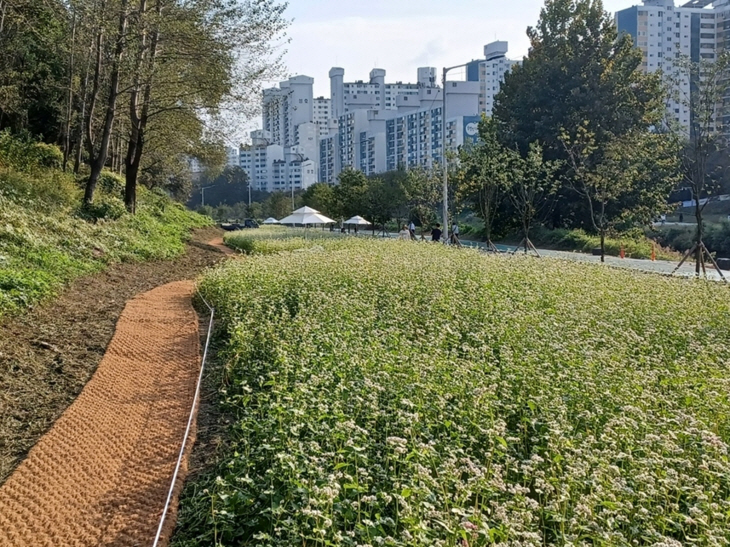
[669,53,730,278]
[458,117,509,251]
[504,142,561,255]
[404,167,441,238]
[561,124,679,262]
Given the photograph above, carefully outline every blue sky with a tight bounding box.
[283,0,639,97]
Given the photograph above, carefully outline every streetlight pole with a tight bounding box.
[200,185,214,207]
[442,62,471,244]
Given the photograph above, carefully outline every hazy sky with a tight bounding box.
[283,0,640,97]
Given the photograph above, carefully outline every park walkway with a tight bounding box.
[0,281,201,547]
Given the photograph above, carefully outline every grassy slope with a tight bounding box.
[174,235,730,546]
[0,163,210,317]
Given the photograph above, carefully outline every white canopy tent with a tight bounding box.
[343,215,372,226]
[263,217,280,224]
[279,206,335,226]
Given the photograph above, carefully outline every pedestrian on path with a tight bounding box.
[409,220,417,240]
[451,222,462,247]
[398,225,410,240]
[431,223,442,243]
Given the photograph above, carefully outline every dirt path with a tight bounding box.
[0,281,202,546]
[206,236,235,255]
[0,227,226,484]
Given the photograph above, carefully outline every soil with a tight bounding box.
[0,227,227,485]
[0,281,201,546]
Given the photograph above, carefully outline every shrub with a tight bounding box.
[76,195,128,222]
[0,130,63,172]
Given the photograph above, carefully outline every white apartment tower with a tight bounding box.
[616,0,730,133]
[239,130,317,193]
[262,76,315,148]
[465,41,521,116]
[313,97,332,138]
[329,67,438,119]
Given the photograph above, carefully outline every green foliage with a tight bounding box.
[0,0,68,138]
[76,195,128,222]
[301,183,336,218]
[176,237,730,545]
[527,225,677,260]
[656,222,730,258]
[0,131,64,172]
[0,164,211,316]
[494,0,665,228]
[264,192,295,220]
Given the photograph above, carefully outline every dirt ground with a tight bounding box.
[0,280,202,546]
[0,227,226,485]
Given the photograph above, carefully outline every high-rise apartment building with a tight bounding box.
[329,67,438,119]
[465,41,521,115]
[239,130,317,193]
[313,97,332,138]
[616,0,730,133]
[262,76,315,148]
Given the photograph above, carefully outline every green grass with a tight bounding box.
[516,226,678,260]
[224,227,345,254]
[174,237,730,546]
[0,159,211,317]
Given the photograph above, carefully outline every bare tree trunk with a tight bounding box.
[85,0,128,204]
[695,198,703,276]
[63,11,77,172]
[600,230,605,263]
[125,0,161,213]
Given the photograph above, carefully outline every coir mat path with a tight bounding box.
[0,281,201,547]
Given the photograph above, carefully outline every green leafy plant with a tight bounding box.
[174,237,730,546]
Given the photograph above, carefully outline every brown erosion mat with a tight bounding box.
[0,227,225,484]
[0,280,201,546]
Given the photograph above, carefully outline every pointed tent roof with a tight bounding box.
[291,206,320,214]
[344,215,372,225]
[279,205,335,225]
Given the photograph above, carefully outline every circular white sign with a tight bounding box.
[466,122,479,136]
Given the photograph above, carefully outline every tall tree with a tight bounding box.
[301,183,336,217]
[404,166,441,237]
[0,0,68,138]
[493,0,664,227]
[121,0,289,212]
[84,0,129,204]
[334,168,369,221]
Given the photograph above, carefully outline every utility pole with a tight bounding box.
[200,185,213,207]
[441,62,471,244]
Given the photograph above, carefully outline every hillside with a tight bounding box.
[0,134,211,318]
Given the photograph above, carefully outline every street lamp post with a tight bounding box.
[200,185,214,208]
[442,62,471,243]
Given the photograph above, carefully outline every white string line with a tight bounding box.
[152,290,215,547]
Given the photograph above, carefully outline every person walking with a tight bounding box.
[398,224,410,240]
[408,220,416,240]
[451,222,462,247]
[431,223,442,243]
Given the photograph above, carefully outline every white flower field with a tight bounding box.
[175,234,730,546]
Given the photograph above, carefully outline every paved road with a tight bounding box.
[334,230,727,282]
[457,239,727,282]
